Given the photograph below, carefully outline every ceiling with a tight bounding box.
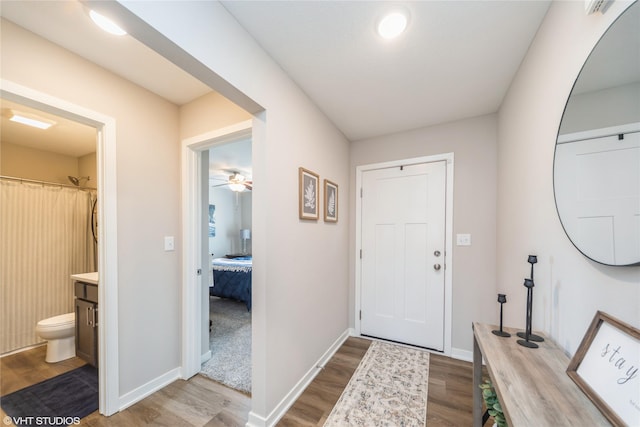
[1,98,96,157]
[1,0,553,144]
[220,1,552,141]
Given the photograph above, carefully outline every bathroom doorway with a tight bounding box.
[0,97,98,360]
[0,82,120,415]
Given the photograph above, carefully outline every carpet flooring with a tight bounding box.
[323,341,430,427]
[1,364,98,426]
[200,297,252,394]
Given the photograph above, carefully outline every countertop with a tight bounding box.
[70,272,98,285]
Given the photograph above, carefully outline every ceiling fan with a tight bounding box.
[211,172,252,192]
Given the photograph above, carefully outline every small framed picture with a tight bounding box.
[299,167,319,220]
[566,311,640,427]
[324,179,338,222]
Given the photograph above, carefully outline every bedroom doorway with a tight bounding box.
[202,136,253,394]
[180,120,253,392]
[355,154,454,355]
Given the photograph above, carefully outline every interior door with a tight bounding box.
[360,161,446,350]
[555,131,640,265]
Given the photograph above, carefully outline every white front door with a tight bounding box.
[555,131,640,265]
[360,161,447,350]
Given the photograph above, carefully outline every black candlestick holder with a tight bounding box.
[492,293,510,337]
[517,278,539,348]
[517,255,544,344]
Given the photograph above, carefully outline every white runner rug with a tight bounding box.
[324,340,430,427]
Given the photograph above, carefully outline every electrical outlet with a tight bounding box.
[456,234,471,246]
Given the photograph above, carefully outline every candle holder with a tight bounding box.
[517,255,544,344]
[492,293,510,337]
[517,278,539,348]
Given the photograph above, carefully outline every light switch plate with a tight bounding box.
[164,236,175,251]
[456,234,471,246]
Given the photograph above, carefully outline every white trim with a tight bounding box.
[0,80,120,416]
[451,347,473,363]
[181,120,253,380]
[201,350,212,364]
[354,153,454,356]
[118,367,181,411]
[557,122,640,143]
[246,329,351,427]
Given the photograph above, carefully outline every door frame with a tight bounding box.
[1,79,120,415]
[181,120,253,379]
[354,153,454,355]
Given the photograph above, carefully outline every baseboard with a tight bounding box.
[118,367,181,411]
[201,350,212,364]
[246,328,351,427]
[451,347,473,363]
[246,411,267,427]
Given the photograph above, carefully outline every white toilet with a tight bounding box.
[35,313,76,363]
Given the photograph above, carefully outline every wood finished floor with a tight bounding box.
[1,338,476,426]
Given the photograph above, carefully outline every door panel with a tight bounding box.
[555,132,640,264]
[361,161,446,350]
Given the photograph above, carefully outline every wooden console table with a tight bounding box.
[473,322,610,426]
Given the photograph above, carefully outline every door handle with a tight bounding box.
[86,306,93,326]
[434,263,441,271]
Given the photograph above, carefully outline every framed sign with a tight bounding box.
[324,179,338,222]
[299,167,319,220]
[567,311,640,427]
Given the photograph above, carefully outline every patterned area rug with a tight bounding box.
[324,340,430,427]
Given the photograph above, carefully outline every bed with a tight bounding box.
[210,257,252,310]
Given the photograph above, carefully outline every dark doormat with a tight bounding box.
[1,364,98,426]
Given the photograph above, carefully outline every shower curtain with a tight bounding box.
[0,180,96,354]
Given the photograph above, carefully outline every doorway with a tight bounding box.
[1,80,120,415]
[201,136,253,393]
[181,120,253,384]
[355,154,454,354]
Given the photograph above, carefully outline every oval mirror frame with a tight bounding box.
[554,2,640,267]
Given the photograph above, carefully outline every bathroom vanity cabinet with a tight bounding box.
[72,274,98,367]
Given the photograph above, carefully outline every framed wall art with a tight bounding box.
[566,311,640,427]
[299,167,319,220]
[324,179,338,222]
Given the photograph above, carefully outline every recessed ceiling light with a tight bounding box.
[377,12,408,40]
[89,10,127,36]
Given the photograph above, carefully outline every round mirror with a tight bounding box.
[554,2,640,266]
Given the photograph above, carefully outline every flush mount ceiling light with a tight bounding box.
[89,10,127,36]
[377,11,408,40]
[9,110,56,130]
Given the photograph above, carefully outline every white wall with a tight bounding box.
[208,187,245,256]
[1,19,182,395]
[497,1,640,354]
[350,114,498,354]
[114,1,351,421]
